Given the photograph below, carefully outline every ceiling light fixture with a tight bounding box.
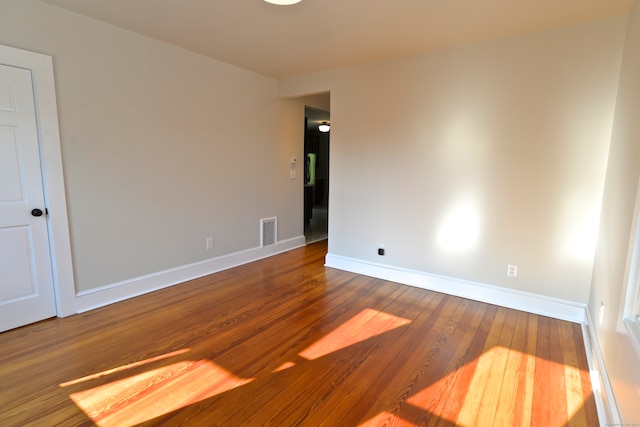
[318,122,330,133]
[264,0,302,5]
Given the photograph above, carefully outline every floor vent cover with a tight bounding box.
[260,217,277,247]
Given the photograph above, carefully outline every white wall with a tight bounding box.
[590,1,640,422]
[280,16,627,303]
[0,0,306,292]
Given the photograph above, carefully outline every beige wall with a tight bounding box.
[280,16,627,303]
[0,0,308,292]
[590,1,640,422]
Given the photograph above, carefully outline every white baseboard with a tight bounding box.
[582,309,622,426]
[75,236,306,313]
[324,253,586,323]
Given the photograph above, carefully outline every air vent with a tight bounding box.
[260,217,277,247]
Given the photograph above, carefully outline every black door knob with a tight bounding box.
[31,208,44,217]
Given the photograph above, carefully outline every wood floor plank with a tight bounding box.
[494,309,529,427]
[532,316,552,426]
[0,241,599,426]
[430,304,499,426]
[401,300,490,425]
[456,306,508,425]
[559,320,588,426]
[475,307,520,425]
[518,313,539,427]
[548,318,570,424]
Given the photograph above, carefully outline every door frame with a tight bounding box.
[0,44,76,317]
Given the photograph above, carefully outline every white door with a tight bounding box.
[0,64,56,332]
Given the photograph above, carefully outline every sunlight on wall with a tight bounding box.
[299,308,412,360]
[558,200,601,263]
[437,200,481,252]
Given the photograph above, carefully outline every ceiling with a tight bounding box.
[43,0,635,79]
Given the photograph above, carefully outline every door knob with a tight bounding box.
[31,208,44,217]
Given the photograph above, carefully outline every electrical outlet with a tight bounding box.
[378,243,385,256]
[206,237,214,250]
[599,301,605,325]
[506,264,518,278]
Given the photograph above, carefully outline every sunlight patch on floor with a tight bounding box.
[57,313,591,426]
[359,410,423,426]
[59,349,190,388]
[67,358,253,426]
[61,308,411,426]
[273,361,296,372]
[395,346,589,427]
[299,308,412,360]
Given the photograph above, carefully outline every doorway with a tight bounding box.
[304,106,329,244]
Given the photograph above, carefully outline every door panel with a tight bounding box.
[0,64,56,332]
[0,227,36,300]
[0,127,24,201]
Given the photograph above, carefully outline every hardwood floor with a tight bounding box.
[0,241,598,426]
